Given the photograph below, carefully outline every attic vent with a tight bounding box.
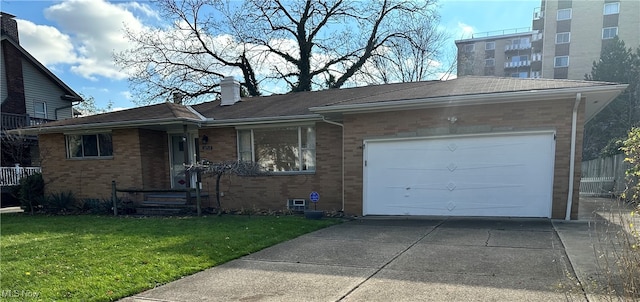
[287,199,308,212]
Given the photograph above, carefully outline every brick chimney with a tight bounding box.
[1,12,27,114]
[220,76,241,106]
[1,12,19,43]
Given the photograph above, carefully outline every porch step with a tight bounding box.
[145,193,188,204]
[135,205,195,216]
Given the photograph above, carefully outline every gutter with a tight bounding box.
[321,117,345,212]
[205,114,323,127]
[565,92,582,220]
[10,117,203,135]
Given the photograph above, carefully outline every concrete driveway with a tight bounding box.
[123,217,584,302]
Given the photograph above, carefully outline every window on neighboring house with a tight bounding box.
[34,101,47,119]
[485,42,495,50]
[557,9,572,20]
[463,44,475,52]
[554,56,569,67]
[485,58,495,67]
[602,27,618,39]
[237,126,316,172]
[66,133,113,158]
[555,32,570,44]
[604,2,620,15]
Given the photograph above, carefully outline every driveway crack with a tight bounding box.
[336,219,448,301]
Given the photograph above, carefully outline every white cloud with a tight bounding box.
[120,91,133,100]
[26,0,150,81]
[16,19,78,66]
[457,22,475,39]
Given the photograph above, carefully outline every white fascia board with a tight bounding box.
[204,114,323,127]
[186,106,207,121]
[309,84,629,115]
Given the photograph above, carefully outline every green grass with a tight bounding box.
[1,214,339,301]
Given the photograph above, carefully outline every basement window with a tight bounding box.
[66,133,113,158]
[237,126,316,173]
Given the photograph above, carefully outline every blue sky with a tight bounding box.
[2,0,539,111]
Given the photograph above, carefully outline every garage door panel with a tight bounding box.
[364,133,555,217]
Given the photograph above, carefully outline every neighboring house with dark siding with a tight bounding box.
[1,12,82,167]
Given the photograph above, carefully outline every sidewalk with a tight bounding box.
[0,206,24,214]
[553,196,638,301]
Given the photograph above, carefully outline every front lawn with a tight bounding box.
[0,214,339,301]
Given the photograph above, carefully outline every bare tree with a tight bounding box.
[115,0,261,104]
[1,131,35,166]
[116,0,443,103]
[358,12,449,84]
[186,160,268,210]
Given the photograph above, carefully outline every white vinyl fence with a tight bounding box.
[580,153,627,196]
[0,165,41,186]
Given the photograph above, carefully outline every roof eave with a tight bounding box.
[11,117,202,135]
[205,114,323,127]
[309,85,629,119]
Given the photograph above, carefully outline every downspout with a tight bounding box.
[565,92,582,220]
[321,117,345,212]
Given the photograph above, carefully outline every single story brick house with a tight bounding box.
[18,76,626,219]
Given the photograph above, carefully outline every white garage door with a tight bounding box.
[363,132,555,217]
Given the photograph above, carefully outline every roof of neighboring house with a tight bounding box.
[15,76,628,134]
[1,35,82,101]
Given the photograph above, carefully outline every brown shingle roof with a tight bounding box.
[36,102,202,128]
[24,76,622,131]
[193,76,619,119]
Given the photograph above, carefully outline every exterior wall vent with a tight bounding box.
[287,199,308,212]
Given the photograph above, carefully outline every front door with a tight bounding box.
[170,134,196,188]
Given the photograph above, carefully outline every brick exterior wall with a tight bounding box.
[36,97,583,219]
[1,40,26,114]
[39,129,146,201]
[342,97,584,219]
[197,123,343,211]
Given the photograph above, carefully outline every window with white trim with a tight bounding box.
[66,133,113,158]
[604,2,619,15]
[485,58,495,67]
[554,56,569,67]
[237,126,316,172]
[557,9,572,20]
[602,27,618,39]
[485,42,495,50]
[555,32,570,44]
[34,101,47,119]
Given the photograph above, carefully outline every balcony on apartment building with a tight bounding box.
[1,112,53,132]
[504,60,531,68]
[504,43,532,51]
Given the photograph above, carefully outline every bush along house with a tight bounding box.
[15,76,626,219]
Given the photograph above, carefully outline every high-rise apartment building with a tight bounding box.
[455,0,640,80]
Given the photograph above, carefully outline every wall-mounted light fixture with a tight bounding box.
[202,135,209,144]
[447,116,458,124]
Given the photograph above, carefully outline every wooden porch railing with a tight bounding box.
[0,165,41,186]
[1,112,54,131]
